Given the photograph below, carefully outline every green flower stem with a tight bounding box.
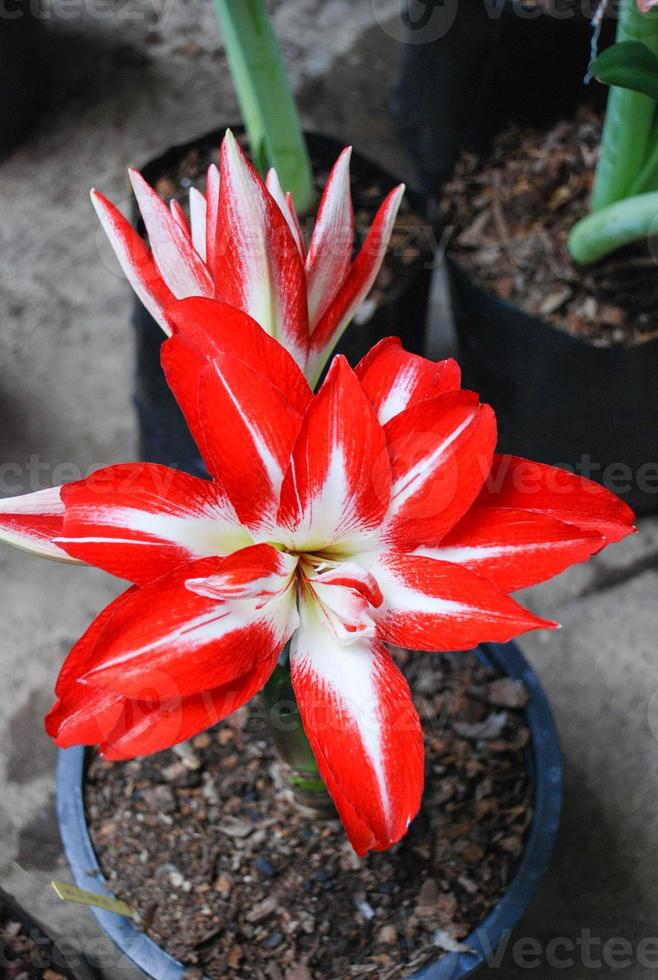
[629,115,658,194]
[591,0,658,211]
[262,654,334,813]
[568,190,658,265]
[212,0,315,213]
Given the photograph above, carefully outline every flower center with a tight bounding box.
[294,555,383,645]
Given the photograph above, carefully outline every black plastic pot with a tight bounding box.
[56,640,562,980]
[448,259,658,514]
[133,128,433,473]
[392,0,613,195]
[0,3,42,153]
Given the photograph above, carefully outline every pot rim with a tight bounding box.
[134,124,430,218]
[56,640,561,980]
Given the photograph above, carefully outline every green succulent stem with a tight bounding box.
[212,0,315,213]
[629,115,658,194]
[568,190,658,265]
[262,652,334,813]
[591,0,658,211]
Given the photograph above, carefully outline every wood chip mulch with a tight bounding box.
[441,105,658,346]
[85,650,534,980]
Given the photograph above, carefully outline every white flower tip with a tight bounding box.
[222,128,239,156]
[221,129,249,175]
[265,167,281,195]
[206,162,220,192]
[127,168,149,197]
[89,187,107,219]
[384,183,406,223]
[331,146,353,185]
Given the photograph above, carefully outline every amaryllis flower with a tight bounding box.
[0,302,634,853]
[91,130,404,386]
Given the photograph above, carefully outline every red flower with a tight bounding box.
[91,130,404,386]
[0,313,634,855]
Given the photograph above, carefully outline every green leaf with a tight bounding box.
[591,0,658,211]
[212,0,315,214]
[591,40,658,101]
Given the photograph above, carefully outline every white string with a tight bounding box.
[585,0,610,83]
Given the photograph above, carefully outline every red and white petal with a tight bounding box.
[290,595,424,855]
[91,189,176,333]
[0,486,81,562]
[79,547,298,700]
[164,297,312,416]
[205,162,220,271]
[189,186,207,260]
[56,463,250,585]
[286,191,306,262]
[356,338,461,425]
[129,168,214,300]
[48,569,283,758]
[286,192,306,260]
[305,147,354,326]
[99,657,277,761]
[382,392,497,550]
[305,561,383,608]
[46,587,138,747]
[48,588,277,757]
[46,684,125,750]
[162,334,306,527]
[366,551,556,651]
[184,543,297,602]
[55,587,138,698]
[170,198,191,239]
[210,132,309,369]
[266,168,306,259]
[478,455,636,545]
[307,184,405,385]
[160,335,215,476]
[278,356,391,553]
[196,352,305,532]
[418,506,604,593]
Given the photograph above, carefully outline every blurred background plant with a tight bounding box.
[569,0,658,263]
[211,0,315,212]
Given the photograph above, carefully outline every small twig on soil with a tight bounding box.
[490,171,511,247]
